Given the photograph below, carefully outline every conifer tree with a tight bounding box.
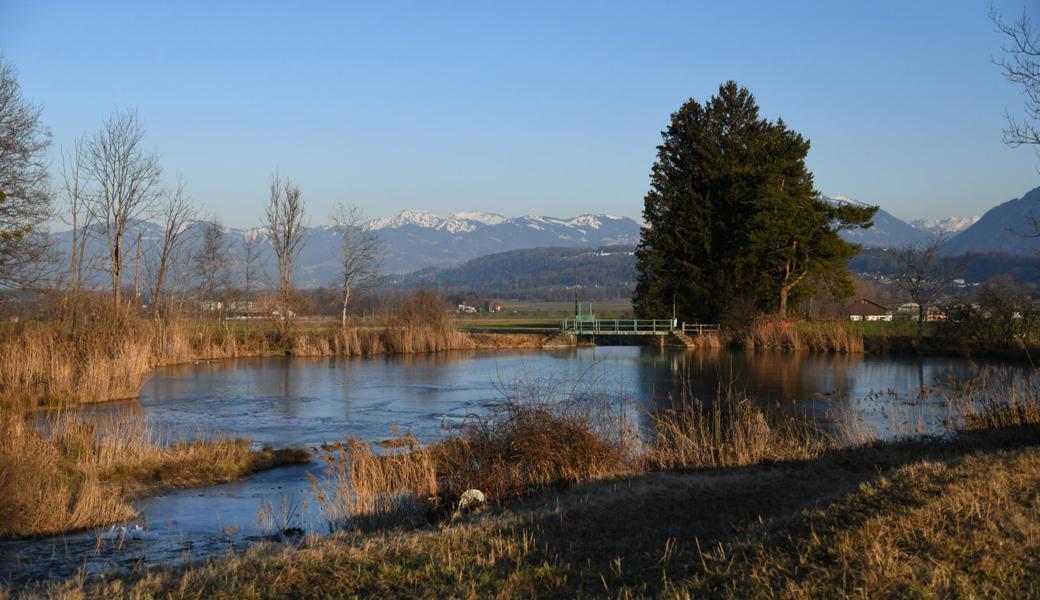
[634,82,876,322]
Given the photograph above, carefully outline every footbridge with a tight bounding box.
[546,303,719,348]
[559,319,720,336]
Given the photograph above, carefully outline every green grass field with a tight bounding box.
[456,300,634,332]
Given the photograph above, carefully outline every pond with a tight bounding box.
[0,346,1014,588]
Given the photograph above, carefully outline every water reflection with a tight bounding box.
[81,347,1013,449]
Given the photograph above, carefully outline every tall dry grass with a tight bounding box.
[0,290,544,408]
[309,375,830,532]
[645,393,827,470]
[0,320,153,406]
[942,366,1040,431]
[0,410,310,538]
[741,319,864,353]
[312,395,635,531]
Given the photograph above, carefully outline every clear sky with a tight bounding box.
[2,0,1038,227]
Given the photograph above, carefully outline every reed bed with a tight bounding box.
[311,384,831,532]
[312,395,636,531]
[0,410,310,538]
[645,394,827,470]
[741,319,864,352]
[0,317,542,409]
[0,320,153,406]
[942,366,1040,431]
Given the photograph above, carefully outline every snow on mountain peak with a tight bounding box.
[449,211,507,226]
[825,194,869,207]
[910,216,981,235]
[367,210,633,234]
[367,210,443,231]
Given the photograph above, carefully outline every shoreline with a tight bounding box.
[17,423,1040,597]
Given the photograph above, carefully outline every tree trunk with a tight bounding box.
[917,303,926,338]
[341,286,351,335]
[779,287,789,319]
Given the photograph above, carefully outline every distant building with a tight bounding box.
[896,302,946,322]
[847,298,892,322]
[227,300,267,319]
[457,304,478,314]
[199,300,224,312]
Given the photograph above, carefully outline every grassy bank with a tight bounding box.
[18,366,1039,597]
[0,410,310,539]
[24,420,1040,598]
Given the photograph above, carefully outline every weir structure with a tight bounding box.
[549,303,720,348]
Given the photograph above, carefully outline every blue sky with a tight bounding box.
[2,0,1038,227]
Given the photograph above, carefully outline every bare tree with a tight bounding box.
[264,174,306,326]
[241,229,264,298]
[0,56,52,288]
[149,177,195,321]
[131,229,144,304]
[59,136,94,305]
[992,6,1040,154]
[192,215,232,310]
[329,203,381,333]
[84,109,163,309]
[892,236,961,339]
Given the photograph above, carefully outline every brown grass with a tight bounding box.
[741,319,864,352]
[0,410,310,539]
[27,425,1040,599]
[0,319,153,406]
[646,393,827,470]
[311,397,635,531]
[0,293,545,409]
[944,366,1040,431]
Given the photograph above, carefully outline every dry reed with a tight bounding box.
[742,319,864,353]
[942,366,1040,431]
[645,392,828,470]
[0,410,310,538]
[1,291,543,408]
[311,396,634,531]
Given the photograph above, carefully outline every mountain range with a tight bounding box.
[367,210,640,273]
[939,186,1040,256]
[49,185,1040,291]
[823,194,935,248]
[51,212,643,288]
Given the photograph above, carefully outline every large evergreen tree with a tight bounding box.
[634,82,876,322]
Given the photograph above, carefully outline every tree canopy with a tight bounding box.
[634,82,876,322]
[0,57,52,288]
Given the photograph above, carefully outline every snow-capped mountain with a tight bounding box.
[51,211,642,287]
[821,194,933,248]
[909,216,981,236]
[366,210,509,233]
[369,210,640,273]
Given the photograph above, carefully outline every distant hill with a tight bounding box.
[396,245,637,300]
[822,194,934,248]
[850,247,1040,285]
[941,186,1040,256]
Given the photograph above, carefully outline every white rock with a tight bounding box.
[458,489,486,511]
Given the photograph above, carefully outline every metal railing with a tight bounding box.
[560,319,676,334]
[680,323,721,335]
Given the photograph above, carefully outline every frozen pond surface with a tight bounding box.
[0,346,1012,588]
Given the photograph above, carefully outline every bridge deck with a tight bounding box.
[560,319,674,335]
[559,319,721,336]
